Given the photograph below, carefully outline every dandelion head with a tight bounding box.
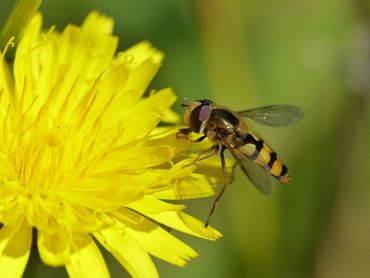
[0,12,223,277]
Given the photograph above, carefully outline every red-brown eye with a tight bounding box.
[189,104,212,133]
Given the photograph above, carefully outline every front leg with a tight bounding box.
[176,128,192,138]
[176,128,207,143]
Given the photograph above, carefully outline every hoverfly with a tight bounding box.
[177,98,303,226]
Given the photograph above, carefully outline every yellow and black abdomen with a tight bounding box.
[240,132,290,184]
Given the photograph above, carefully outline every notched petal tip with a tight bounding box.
[82,11,114,36]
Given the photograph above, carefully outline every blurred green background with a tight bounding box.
[1,0,370,277]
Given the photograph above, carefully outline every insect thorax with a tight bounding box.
[204,108,247,147]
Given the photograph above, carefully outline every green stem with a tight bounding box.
[0,0,42,57]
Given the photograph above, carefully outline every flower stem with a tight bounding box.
[0,0,42,58]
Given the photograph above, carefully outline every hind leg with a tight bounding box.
[205,146,230,227]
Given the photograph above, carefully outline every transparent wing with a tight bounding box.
[228,147,272,196]
[238,105,304,127]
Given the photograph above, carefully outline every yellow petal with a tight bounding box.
[0,220,32,278]
[0,184,25,225]
[0,45,14,108]
[94,145,173,174]
[159,107,181,123]
[33,36,59,109]
[150,173,216,199]
[147,127,214,155]
[48,34,121,128]
[13,13,43,100]
[58,189,122,212]
[110,88,177,146]
[37,229,70,266]
[122,58,161,100]
[81,11,114,41]
[104,42,164,112]
[80,12,118,75]
[0,153,15,181]
[138,159,217,199]
[63,177,145,209]
[95,228,158,278]
[122,211,198,266]
[66,238,109,278]
[128,196,222,240]
[86,88,176,157]
[118,41,163,68]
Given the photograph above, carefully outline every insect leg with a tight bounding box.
[181,145,219,169]
[205,146,229,227]
[176,127,192,138]
[194,144,219,162]
[176,128,207,143]
[193,135,207,142]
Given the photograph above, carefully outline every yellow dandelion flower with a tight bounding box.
[0,12,223,278]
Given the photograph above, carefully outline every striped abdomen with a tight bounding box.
[241,132,290,183]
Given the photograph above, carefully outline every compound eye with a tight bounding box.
[189,104,212,133]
